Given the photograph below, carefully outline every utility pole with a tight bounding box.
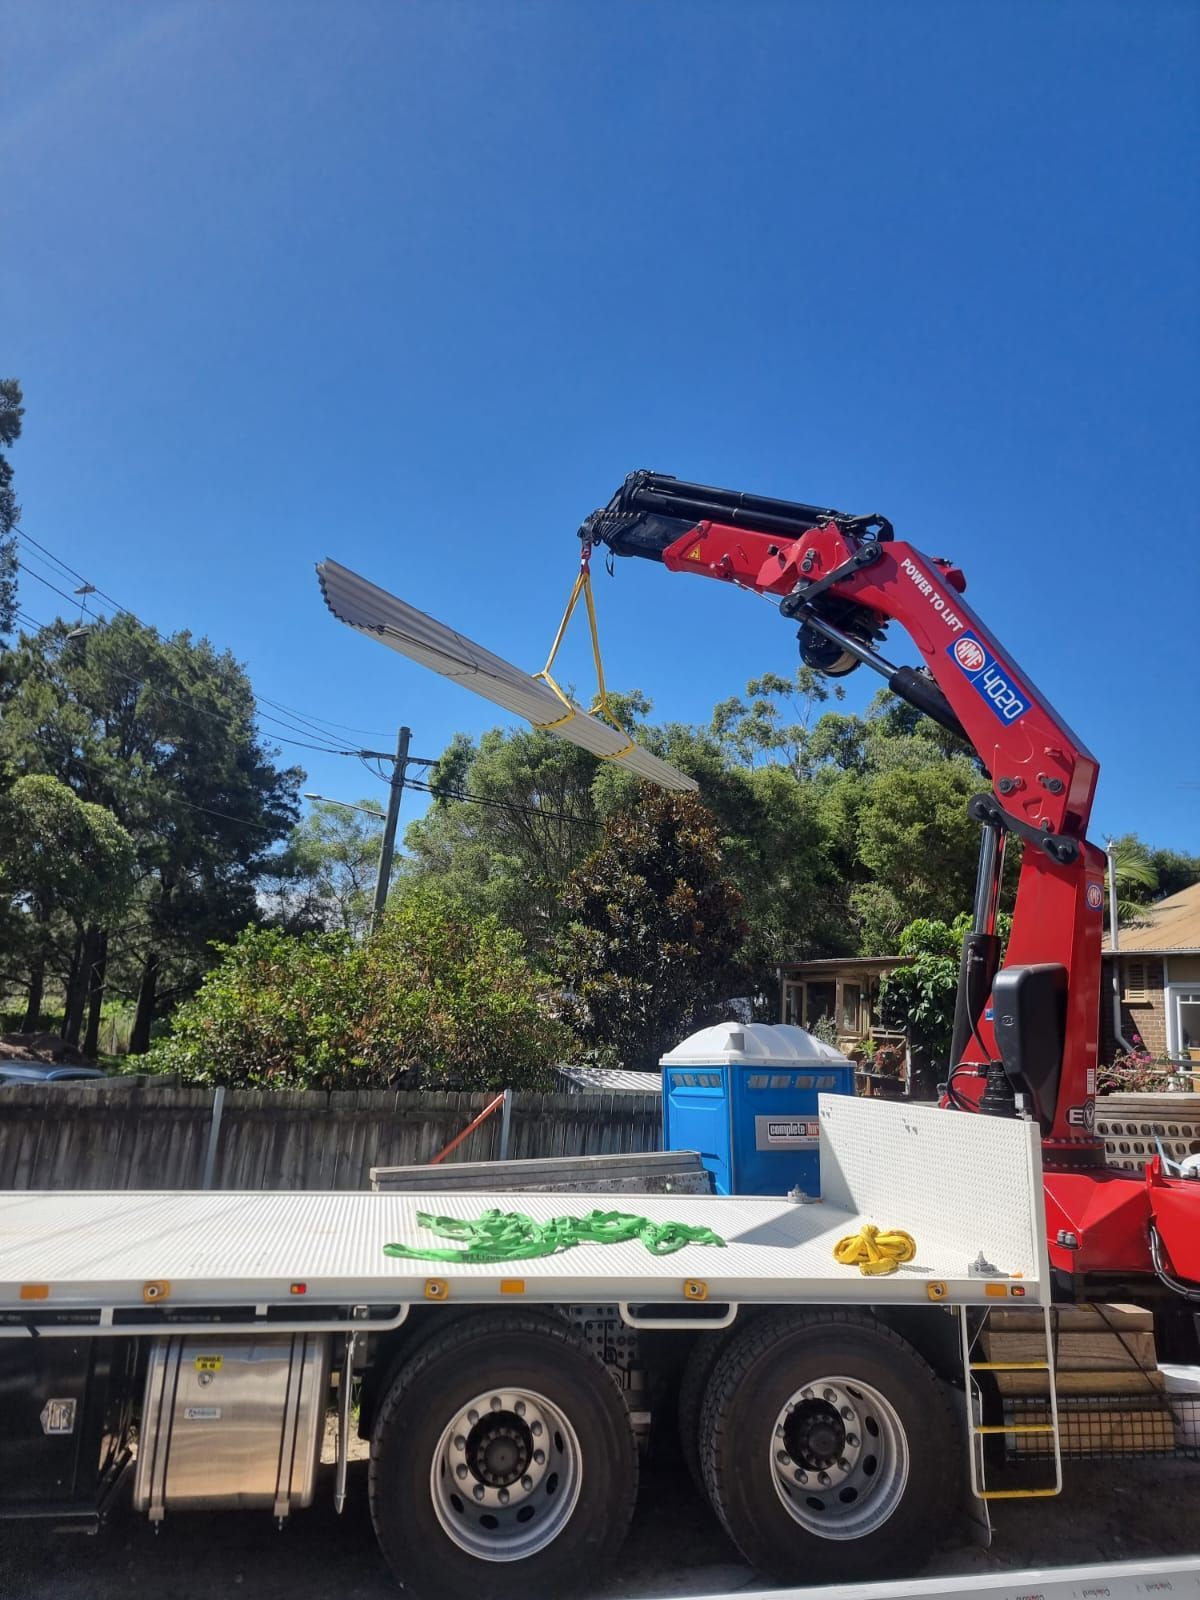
[372,725,411,928]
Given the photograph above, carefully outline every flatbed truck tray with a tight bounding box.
[0,1098,1049,1329]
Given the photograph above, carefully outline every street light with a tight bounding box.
[302,793,386,819]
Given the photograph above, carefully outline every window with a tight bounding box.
[1169,990,1200,1059]
[805,982,836,1030]
[840,983,862,1033]
[1124,962,1149,1003]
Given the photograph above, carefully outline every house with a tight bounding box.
[778,956,906,1054]
[1102,880,1200,1064]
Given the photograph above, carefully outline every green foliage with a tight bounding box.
[268,798,384,934]
[555,789,747,1068]
[878,914,971,1062]
[847,762,987,953]
[1146,845,1200,901]
[809,1012,841,1048]
[1104,834,1159,926]
[0,775,136,1031]
[0,378,24,634]
[0,613,301,1045]
[0,774,135,928]
[879,910,1014,1065]
[402,726,605,954]
[145,885,575,1090]
[710,667,843,776]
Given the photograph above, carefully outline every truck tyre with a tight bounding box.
[698,1309,957,1585]
[369,1310,638,1600]
[676,1331,731,1496]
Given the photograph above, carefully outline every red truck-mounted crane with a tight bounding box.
[3,477,1198,1600]
[581,470,1200,1321]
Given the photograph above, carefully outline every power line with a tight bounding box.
[11,526,397,745]
[15,525,125,612]
[7,743,293,836]
[12,558,86,612]
[405,775,593,828]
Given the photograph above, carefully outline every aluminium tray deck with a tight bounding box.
[0,1097,1049,1329]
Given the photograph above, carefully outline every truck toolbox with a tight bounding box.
[133,1333,331,1520]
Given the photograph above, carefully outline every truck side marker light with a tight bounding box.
[985,1283,1007,1298]
[499,1279,525,1295]
[19,1284,49,1300]
[290,1283,307,1295]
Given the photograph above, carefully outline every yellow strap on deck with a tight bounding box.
[833,1224,917,1277]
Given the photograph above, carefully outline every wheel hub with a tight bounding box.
[431,1387,583,1563]
[769,1376,909,1540]
[468,1415,533,1488]
[785,1400,846,1469]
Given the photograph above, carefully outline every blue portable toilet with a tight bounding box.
[660,1022,855,1196]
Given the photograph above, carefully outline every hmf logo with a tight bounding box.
[953,637,987,673]
[946,629,1031,725]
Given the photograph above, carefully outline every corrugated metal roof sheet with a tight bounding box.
[554,1065,662,1093]
[317,560,697,793]
[1103,880,1200,953]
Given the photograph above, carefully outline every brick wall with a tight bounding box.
[1100,954,1167,1060]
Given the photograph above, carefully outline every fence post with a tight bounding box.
[498,1088,513,1161]
[200,1086,226,1190]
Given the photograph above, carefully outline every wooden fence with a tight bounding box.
[0,1080,663,1191]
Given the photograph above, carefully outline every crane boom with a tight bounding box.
[584,471,1200,1299]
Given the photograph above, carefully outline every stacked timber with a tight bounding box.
[984,1303,1173,1457]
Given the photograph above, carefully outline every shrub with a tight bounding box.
[144,886,575,1090]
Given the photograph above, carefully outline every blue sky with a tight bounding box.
[5,1,1198,849]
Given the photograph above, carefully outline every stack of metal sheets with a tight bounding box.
[317,559,697,792]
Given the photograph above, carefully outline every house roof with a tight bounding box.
[779,956,903,974]
[1103,880,1200,954]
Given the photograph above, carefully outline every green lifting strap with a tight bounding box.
[383,1208,727,1265]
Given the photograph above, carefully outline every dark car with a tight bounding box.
[0,1061,107,1085]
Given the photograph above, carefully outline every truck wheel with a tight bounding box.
[676,1332,730,1496]
[699,1309,956,1584]
[369,1311,638,1600]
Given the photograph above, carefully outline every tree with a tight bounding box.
[0,774,135,1035]
[878,914,971,1070]
[1147,845,1200,901]
[556,789,747,1068]
[145,885,575,1090]
[1104,835,1159,927]
[710,667,844,777]
[0,614,301,1048]
[846,761,987,953]
[648,726,857,985]
[269,798,384,934]
[402,726,607,954]
[0,378,24,634]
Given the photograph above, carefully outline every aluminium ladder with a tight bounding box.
[960,1303,1064,1501]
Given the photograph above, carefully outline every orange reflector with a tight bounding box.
[1010,1284,1027,1297]
[684,1279,709,1302]
[985,1283,1007,1298]
[19,1284,49,1301]
[142,1281,169,1303]
[424,1279,449,1301]
[499,1280,525,1296]
[926,1281,948,1301]
[290,1282,307,1296]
